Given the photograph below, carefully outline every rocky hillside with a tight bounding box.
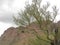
[0,21,60,45]
[0,22,45,45]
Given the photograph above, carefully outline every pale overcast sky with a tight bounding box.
[0,0,60,36]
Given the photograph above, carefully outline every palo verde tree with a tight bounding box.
[14,0,59,45]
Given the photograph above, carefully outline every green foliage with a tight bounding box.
[29,33,50,45]
[13,0,59,45]
[13,9,31,26]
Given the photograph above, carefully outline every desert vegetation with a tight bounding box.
[13,0,60,45]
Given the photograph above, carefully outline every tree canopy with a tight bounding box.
[14,0,58,29]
